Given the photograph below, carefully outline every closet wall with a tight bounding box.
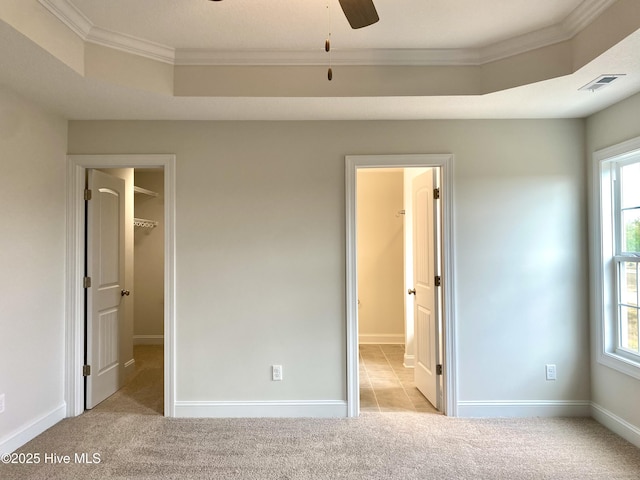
[357,169,405,344]
[133,170,165,344]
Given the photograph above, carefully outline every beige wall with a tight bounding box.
[68,119,589,408]
[0,84,67,450]
[134,170,165,343]
[586,91,640,432]
[0,0,85,74]
[357,170,405,343]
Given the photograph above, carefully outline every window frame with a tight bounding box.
[593,136,640,380]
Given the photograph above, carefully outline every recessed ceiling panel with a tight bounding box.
[71,0,586,50]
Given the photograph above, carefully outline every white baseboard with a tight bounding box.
[359,334,404,345]
[591,403,640,448]
[0,403,66,455]
[457,400,592,418]
[403,354,415,368]
[1,400,637,449]
[124,358,136,369]
[133,335,164,345]
[174,400,348,418]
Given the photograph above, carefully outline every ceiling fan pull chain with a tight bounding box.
[326,1,333,81]
[327,34,333,81]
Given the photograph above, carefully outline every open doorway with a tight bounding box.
[129,169,165,413]
[356,167,440,414]
[345,154,457,418]
[84,167,165,414]
[65,155,176,418]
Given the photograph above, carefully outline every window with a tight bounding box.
[594,137,640,379]
[614,162,640,358]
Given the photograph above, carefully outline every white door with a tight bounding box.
[412,170,440,409]
[86,170,126,409]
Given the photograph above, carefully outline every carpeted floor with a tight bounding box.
[91,345,165,416]
[2,346,640,480]
[4,412,640,479]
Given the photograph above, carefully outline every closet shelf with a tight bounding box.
[134,186,159,197]
[134,217,158,228]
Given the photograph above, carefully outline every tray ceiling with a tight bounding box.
[0,0,637,120]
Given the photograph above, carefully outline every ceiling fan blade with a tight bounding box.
[338,0,379,29]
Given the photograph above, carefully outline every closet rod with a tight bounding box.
[134,218,158,228]
[134,186,159,197]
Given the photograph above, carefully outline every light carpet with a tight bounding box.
[2,346,639,479]
[3,413,640,479]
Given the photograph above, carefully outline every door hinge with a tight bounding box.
[83,276,91,288]
[435,275,441,287]
[83,365,91,377]
[433,188,440,200]
[436,364,443,375]
[84,188,92,201]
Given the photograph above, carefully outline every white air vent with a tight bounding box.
[579,74,625,92]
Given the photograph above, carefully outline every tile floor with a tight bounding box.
[359,344,438,413]
[106,344,436,415]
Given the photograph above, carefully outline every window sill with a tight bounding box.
[598,350,640,381]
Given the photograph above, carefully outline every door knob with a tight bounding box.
[408,288,416,295]
[121,289,130,296]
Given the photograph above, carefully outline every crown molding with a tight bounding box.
[173,48,481,66]
[39,0,615,67]
[477,24,568,64]
[87,26,175,64]
[563,0,618,34]
[38,0,175,64]
[38,0,92,38]
[474,0,618,64]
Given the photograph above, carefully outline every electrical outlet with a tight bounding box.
[0,394,5,413]
[545,364,557,381]
[272,365,283,381]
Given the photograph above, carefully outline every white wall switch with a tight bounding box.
[545,364,557,381]
[0,394,5,413]
[272,365,283,381]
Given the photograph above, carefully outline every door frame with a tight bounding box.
[65,154,176,417]
[345,154,457,417]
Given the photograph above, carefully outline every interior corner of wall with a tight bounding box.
[0,2,85,75]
